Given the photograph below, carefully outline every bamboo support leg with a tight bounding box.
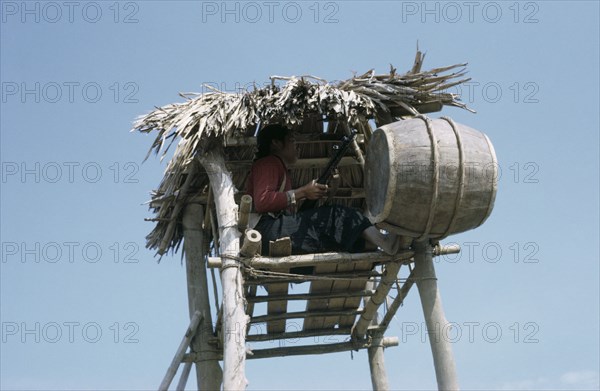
[353,262,401,340]
[237,194,253,233]
[199,152,247,391]
[175,362,193,391]
[240,229,261,258]
[183,204,223,390]
[368,332,390,391]
[159,311,202,391]
[363,280,390,391]
[414,241,459,391]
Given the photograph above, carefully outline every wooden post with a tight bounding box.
[198,151,247,390]
[182,204,223,390]
[364,280,390,391]
[368,331,390,391]
[413,240,459,391]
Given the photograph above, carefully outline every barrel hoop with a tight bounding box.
[440,116,465,239]
[416,115,439,241]
[478,133,498,227]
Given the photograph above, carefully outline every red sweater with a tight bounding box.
[246,155,292,213]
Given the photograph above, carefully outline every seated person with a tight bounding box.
[246,124,399,256]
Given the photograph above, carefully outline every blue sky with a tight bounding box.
[1,1,599,390]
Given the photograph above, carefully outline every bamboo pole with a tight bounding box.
[183,337,399,361]
[377,269,416,331]
[433,244,461,256]
[175,362,192,391]
[341,122,365,168]
[198,151,247,391]
[158,311,202,391]
[207,249,414,268]
[237,195,253,232]
[414,240,459,391]
[368,332,390,391]
[239,229,261,257]
[352,262,401,340]
[362,280,390,391]
[182,204,223,390]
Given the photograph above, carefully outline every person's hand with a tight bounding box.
[297,180,328,200]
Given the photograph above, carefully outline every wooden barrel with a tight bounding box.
[365,116,498,240]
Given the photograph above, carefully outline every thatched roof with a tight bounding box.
[132,52,473,257]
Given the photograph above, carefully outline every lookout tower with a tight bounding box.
[132,51,498,390]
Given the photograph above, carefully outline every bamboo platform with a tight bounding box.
[224,249,415,348]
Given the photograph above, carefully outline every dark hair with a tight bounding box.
[255,124,292,160]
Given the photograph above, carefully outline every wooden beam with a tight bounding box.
[182,204,222,390]
[207,249,414,268]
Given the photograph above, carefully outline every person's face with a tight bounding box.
[272,133,298,166]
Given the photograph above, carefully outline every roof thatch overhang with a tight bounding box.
[132,52,473,257]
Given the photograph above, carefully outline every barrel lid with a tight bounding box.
[365,126,396,223]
